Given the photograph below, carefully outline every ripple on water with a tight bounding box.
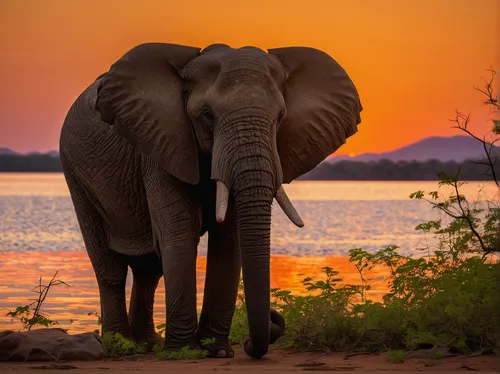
[0,196,440,256]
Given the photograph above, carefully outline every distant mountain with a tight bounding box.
[329,136,498,163]
[0,147,18,156]
[0,148,59,157]
[0,135,497,168]
[26,150,59,158]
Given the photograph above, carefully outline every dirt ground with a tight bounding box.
[1,348,498,372]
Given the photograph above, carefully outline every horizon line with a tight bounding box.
[0,134,473,156]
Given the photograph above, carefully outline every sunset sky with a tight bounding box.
[1,0,498,156]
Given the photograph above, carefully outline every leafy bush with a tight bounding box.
[231,245,498,353]
[102,332,147,357]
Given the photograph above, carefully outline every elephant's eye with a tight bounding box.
[277,110,285,126]
[200,108,215,127]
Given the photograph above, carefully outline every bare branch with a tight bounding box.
[26,271,71,331]
[450,171,490,253]
[473,68,499,110]
[449,107,499,187]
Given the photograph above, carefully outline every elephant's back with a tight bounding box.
[59,78,137,179]
[60,78,113,155]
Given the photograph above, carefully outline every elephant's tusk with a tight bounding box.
[275,186,304,228]
[216,181,229,223]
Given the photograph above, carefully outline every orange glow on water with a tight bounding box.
[0,251,389,333]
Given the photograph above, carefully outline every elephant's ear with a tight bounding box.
[96,43,201,185]
[268,47,363,183]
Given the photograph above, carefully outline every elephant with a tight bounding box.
[59,42,362,359]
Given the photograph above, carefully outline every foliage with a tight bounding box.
[150,331,211,360]
[156,323,166,339]
[229,281,249,344]
[5,271,70,331]
[102,332,147,357]
[409,173,499,257]
[230,246,499,354]
[87,312,102,334]
[152,340,209,360]
[153,345,208,360]
[87,311,102,326]
[386,350,406,363]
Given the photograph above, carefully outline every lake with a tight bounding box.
[0,173,497,333]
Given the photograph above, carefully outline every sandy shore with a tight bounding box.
[1,348,498,372]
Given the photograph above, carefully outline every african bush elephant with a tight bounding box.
[59,43,362,359]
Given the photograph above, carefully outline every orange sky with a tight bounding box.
[1,0,499,155]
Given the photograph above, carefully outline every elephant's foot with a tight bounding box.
[162,337,233,358]
[196,334,234,358]
[203,340,235,358]
[132,331,164,351]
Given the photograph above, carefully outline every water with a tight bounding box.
[0,173,497,333]
[0,173,497,256]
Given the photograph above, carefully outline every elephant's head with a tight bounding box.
[95,42,362,358]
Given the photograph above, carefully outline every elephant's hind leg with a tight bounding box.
[128,253,163,348]
[63,170,130,338]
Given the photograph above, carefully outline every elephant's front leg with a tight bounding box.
[143,161,202,351]
[160,230,200,350]
[196,206,241,358]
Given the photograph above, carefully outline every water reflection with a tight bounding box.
[0,251,389,334]
[2,175,498,257]
[1,173,498,202]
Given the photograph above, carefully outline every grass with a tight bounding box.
[386,350,406,363]
[153,345,208,360]
[102,332,147,357]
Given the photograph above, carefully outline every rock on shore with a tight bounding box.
[0,328,105,361]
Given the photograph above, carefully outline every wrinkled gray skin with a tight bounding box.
[59,43,362,359]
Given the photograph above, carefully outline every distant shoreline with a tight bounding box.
[0,172,495,183]
[2,135,498,181]
[0,155,497,181]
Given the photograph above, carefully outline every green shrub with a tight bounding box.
[231,248,498,353]
[102,332,147,357]
[154,346,208,360]
[386,349,406,363]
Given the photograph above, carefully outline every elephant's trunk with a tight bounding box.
[211,118,291,358]
[232,168,274,359]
